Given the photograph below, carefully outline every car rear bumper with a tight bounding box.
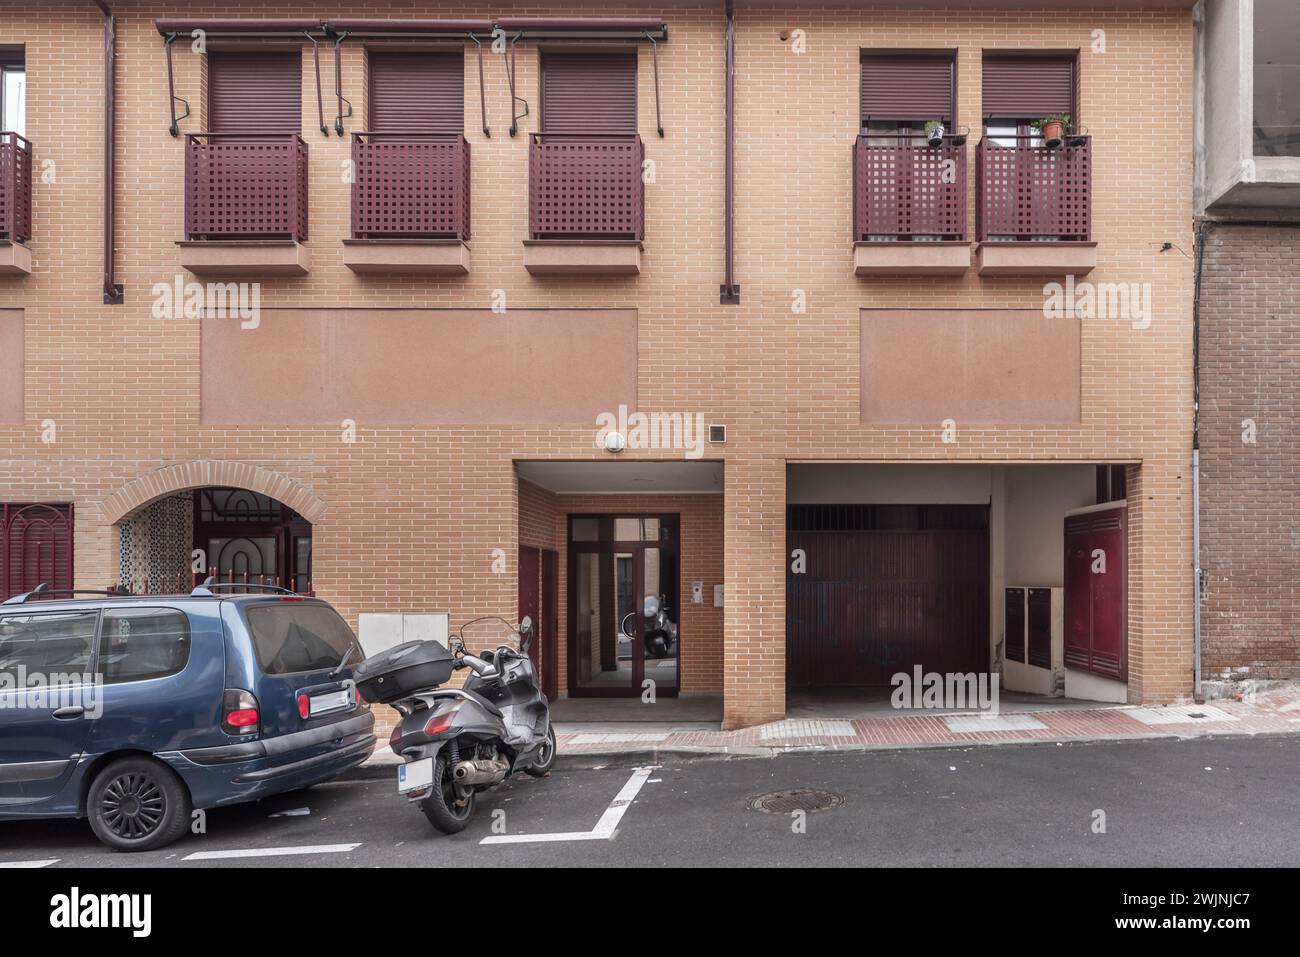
[162,711,376,809]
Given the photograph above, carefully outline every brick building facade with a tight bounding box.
[1,1,1198,730]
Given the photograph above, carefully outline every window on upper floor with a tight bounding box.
[981,54,1076,145]
[540,50,637,134]
[1253,0,1300,157]
[207,49,301,135]
[0,50,24,137]
[368,50,464,135]
[859,52,955,143]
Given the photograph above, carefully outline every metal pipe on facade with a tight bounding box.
[720,1,739,304]
[94,1,122,304]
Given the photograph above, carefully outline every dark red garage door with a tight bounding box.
[786,505,989,687]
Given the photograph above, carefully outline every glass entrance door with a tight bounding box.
[569,515,680,698]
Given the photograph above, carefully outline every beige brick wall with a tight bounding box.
[0,2,1195,728]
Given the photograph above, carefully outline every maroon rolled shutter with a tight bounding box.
[208,50,302,134]
[541,52,636,134]
[2,503,74,601]
[982,55,1075,119]
[860,53,954,122]
[368,51,464,134]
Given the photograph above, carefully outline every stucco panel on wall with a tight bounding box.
[200,308,637,425]
[0,310,21,425]
[860,309,1081,425]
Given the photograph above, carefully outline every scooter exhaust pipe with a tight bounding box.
[451,757,509,786]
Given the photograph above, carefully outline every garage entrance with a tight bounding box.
[787,504,989,687]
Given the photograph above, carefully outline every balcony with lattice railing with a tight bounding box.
[852,134,971,276]
[351,133,470,240]
[0,132,33,275]
[975,134,1096,276]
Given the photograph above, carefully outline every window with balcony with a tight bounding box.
[1253,0,1300,157]
[181,49,309,276]
[0,50,29,275]
[345,50,470,275]
[853,51,968,276]
[976,53,1094,276]
[525,50,643,275]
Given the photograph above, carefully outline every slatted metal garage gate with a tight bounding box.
[786,504,990,687]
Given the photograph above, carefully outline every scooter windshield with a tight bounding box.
[458,616,522,656]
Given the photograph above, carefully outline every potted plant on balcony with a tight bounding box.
[1032,113,1071,149]
[924,120,946,148]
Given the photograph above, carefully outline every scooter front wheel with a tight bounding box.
[420,756,477,834]
[525,725,557,778]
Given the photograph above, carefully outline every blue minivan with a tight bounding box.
[0,583,375,851]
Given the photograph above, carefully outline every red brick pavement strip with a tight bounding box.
[552,692,1300,757]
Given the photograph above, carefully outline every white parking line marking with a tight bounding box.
[481,766,659,845]
[183,843,360,861]
[0,859,59,868]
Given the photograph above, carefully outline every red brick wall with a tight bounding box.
[1198,224,1300,681]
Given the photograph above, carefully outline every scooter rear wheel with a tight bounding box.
[421,756,476,834]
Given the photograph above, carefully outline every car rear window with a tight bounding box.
[0,610,99,687]
[245,603,356,675]
[98,607,191,684]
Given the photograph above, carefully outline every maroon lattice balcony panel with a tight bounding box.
[351,133,470,240]
[977,136,1092,242]
[853,137,967,241]
[529,134,644,241]
[0,132,33,244]
[185,133,309,241]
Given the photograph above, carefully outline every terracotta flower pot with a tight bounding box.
[1042,120,1065,148]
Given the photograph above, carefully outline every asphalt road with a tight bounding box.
[3,734,1299,868]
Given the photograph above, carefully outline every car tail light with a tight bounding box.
[222,689,260,735]
[389,724,404,751]
[297,693,310,720]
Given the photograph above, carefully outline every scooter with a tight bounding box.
[621,594,678,659]
[352,616,555,834]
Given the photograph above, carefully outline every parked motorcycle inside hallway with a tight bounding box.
[352,616,555,834]
[622,594,678,659]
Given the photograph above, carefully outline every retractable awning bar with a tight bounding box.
[494,17,667,40]
[154,19,325,37]
[324,19,495,37]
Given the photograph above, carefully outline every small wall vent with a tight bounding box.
[708,424,727,443]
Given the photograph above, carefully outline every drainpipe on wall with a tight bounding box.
[94,1,123,304]
[1191,218,1211,701]
[719,0,740,304]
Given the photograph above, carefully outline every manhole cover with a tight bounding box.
[748,788,845,815]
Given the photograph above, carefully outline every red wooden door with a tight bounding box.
[518,545,540,668]
[1063,507,1127,680]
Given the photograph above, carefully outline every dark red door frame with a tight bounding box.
[564,513,681,698]
[540,548,559,700]
[518,543,541,664]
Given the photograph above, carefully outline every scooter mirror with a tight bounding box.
[643,595,660,618]
[520,616,533,636]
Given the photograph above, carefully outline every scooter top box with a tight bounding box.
[354,640,456,704]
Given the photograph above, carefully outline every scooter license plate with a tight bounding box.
[398,757,434,794]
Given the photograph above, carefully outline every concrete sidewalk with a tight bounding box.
[357,684,1300,773]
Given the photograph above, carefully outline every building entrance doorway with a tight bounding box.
[568,514,680,698]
